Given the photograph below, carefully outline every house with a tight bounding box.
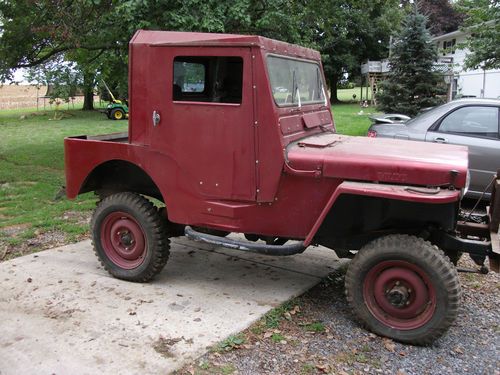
[433,28,500,99]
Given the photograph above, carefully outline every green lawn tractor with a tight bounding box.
[102,81,129,120]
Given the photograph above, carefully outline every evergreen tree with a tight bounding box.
[377,8,446,116]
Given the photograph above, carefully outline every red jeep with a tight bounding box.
[65,31,500,345]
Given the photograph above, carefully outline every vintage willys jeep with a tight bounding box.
[64,31,500,345]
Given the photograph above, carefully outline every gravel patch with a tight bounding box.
[177,256,499,375]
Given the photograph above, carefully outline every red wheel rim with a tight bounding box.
[100,211,146,269]
[363,260,436,330]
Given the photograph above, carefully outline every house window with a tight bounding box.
[173,56,243,104]
[443,39,456,55]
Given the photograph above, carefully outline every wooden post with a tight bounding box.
[365,77,369,103]
[360,75,363,103]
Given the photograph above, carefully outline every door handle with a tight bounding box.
[434,137,447,143]
[152,110,161,127]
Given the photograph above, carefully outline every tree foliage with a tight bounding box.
[377,8,446,116]
[0,0,126,109]
[457,0,500,70]
[402,0,464,35]
[0,0,402,107]
[25,57,81,103]
[301,0,402,102]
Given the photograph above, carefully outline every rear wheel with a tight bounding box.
[110,108,125,120]
[345,235,461,345]
[91,192,169,282]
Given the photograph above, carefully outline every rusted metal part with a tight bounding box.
[457,221,489,238]
[454,172,500,273]
[489,253,500,273]
[488,176,500,234]
[431,231,491,256]
[184,226,306,256]
[487,172,500,272]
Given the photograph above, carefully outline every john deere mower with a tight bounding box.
[102,81,128,120]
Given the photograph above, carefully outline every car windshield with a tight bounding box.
[267,55,326,107]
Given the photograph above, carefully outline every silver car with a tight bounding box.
[367,98,500,199]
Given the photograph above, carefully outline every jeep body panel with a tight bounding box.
[65,30,468,242]
[304,181,462,246]
[287,133,468,187]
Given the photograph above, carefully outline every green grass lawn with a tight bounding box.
[336,86,374,102]
[0,107,127,257]
[332,103,376,136]
[0,102,374,258]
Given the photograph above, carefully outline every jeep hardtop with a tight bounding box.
[65,30,500,345]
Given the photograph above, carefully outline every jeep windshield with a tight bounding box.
[267,55,326,107]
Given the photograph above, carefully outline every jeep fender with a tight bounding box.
[304,181,461,246]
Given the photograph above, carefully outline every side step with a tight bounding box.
[184,226,306,256]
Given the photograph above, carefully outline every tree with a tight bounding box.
[377,8,446,116]
[457,0,500,70]
[0,0,126,110]
[25,57,81,104]
[299,0,402,102]
[401,0,464,35]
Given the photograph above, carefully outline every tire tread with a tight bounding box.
[91,192,170,282]
[345,234,461,345]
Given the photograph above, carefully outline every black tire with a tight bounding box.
[110,108,125,120]
[345,234,461,345]
[91,192,170,282]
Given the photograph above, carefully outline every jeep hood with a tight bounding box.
[286,133,468,188]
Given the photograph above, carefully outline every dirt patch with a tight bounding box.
[1,223,31,237]
[0,230,88,261]
[61,211,91,226]
[44,307,86,320]
[153,336,184,358]
[0,210,92,261]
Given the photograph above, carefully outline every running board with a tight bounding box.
[184,226,306,256]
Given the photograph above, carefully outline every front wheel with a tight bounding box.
[345,235,461,345]
[91,192,170,282]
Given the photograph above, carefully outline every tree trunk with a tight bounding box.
[82,71,95,110]
[329,72,340,103]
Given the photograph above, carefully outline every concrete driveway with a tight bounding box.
[0,236,344,375]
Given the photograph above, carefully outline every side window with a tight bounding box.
[437,106,499,139]
[173,56,243,104]
[174,61,205,96]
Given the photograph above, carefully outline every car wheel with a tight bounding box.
[91,192,169,282]
[345,234,461,345]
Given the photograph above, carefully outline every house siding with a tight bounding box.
[434,31,500,99]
